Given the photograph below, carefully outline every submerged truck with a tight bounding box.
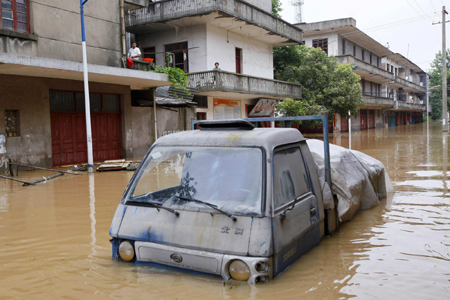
[109,118,391,283]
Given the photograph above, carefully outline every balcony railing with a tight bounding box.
[362,92,395,107]
[127,60,152,71]
[125,0,302,43]
[188,70,302,99]
[395,76,426,93]
[336,55,394,81]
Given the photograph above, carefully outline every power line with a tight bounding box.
[405,0,433,22]
[413,0,435,21]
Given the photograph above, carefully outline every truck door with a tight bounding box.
[272,145,320,277]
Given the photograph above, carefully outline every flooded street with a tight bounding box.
[1,122,449,299]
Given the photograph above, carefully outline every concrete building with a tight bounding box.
[296,18,427,131]
[0,0,194,169]
[125,0,303,121]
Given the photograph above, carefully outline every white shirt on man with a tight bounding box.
[128,47,141,60]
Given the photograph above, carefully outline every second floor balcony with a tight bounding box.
[362,92,395,107]
[336,55,394,83]
[125,0,302,46]
[394,76,426,94]
[188,70,302,99]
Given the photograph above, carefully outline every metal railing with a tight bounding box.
[336,55,394,81]
[188,70,302,98]
[125,0,302,43]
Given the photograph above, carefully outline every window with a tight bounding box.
[143,47,156,64]
[235,48,242,74]
[165,42,188,73]
[387,63,390,72]
[353,45,356,57]
[362,50,365,61]
[1,0,29,33]
[377,57,380,68]
[312,39,328,55]
[5,110,20,137]
[370,53,372,65]
[193,95,208,108]
[342,39,345,54]
[273,147,310,209]
[50,91,120,113]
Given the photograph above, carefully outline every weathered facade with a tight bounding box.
[297,18,428,131]
[0,0,191,169]
[125,0,303,120]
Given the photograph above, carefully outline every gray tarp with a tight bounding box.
[306,139,394,222]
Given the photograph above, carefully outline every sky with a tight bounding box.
[280,0,450,72]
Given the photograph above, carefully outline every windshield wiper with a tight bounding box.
[175,196,237,221]
[126,200,180,217]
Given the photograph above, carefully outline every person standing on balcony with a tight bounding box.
[128,42,141,60]
[213,62,221,71]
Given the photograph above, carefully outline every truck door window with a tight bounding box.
[273,147,310,209]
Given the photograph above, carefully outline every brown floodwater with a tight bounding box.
[1,122,449,299]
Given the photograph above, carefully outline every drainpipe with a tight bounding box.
[153,88,158,141]
[120,0,127,61]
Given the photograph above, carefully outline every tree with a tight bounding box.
[272,0,282,18]
[274,45,364,117]
[429,50,450,120]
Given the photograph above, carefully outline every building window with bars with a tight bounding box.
[1,0,29,33]
[312,39,328,55]
[5,110,20,137]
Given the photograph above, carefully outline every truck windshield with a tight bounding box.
[127,146,263,215]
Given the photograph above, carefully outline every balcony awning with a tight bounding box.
[0,53,171,90]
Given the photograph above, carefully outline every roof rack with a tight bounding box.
[196,120,255,131]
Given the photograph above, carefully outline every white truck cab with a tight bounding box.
[110,120,339,283]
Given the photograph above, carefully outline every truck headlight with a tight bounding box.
[229,260,250,281]
[119,241,135,262]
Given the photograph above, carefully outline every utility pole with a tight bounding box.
[80,0,94,172]
[443,6,448,132]
[434,6,449,132]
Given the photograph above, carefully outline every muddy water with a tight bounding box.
[1,122,449,299]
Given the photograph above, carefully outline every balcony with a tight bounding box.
[336,55,394,83]
[125,0,302,46]
[394,76,426,94]
[396,94,425,111]
[188,70,302,99]
[362,92,395,107]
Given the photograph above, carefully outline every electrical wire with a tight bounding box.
[413,0,435,22]
[405,0,434,22]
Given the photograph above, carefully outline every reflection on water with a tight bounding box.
[0,122,449,299]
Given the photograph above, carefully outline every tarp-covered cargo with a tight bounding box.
[306,139,394,222]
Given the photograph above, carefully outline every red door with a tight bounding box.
[236,48,242,74]
[341,118,348,132]
[368,110,375,129]
[51,112,121,166]
[360,110,367,130]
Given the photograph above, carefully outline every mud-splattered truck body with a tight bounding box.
[110,120,338,283]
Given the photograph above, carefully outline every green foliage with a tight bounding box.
[429,50,450,120]
[151,52,189,93]
[274,45,364,117]
[272,0,282,18]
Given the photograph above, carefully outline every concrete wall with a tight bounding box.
[138,24,208,72]
[0,0,122,67]
[303,33,338,56]
[338,36,381,67]
[137,23,274,79]
[131,106,196,159]
[0,74,132,169]
[243,0,272,13]
[206,24,274,79]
